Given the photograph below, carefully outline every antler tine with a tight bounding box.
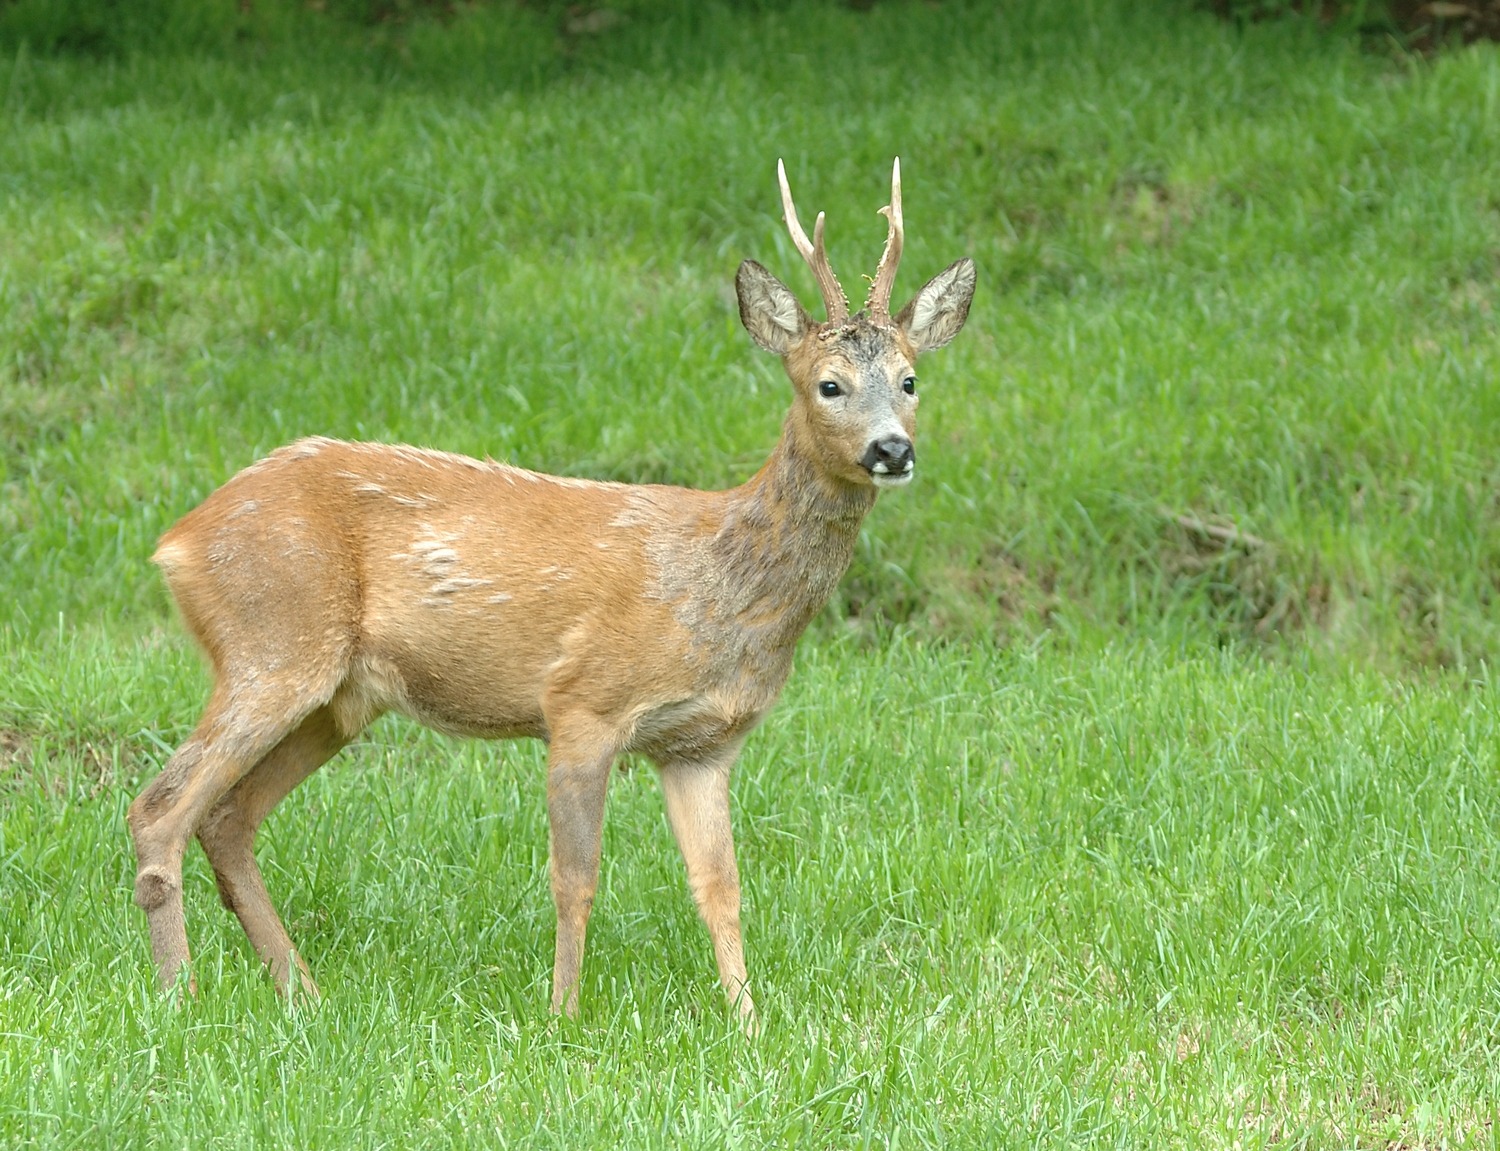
[865,156,904,319]
[777,158,850,324]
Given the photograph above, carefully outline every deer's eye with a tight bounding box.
[818,380,842,398]
[902,377,917,395]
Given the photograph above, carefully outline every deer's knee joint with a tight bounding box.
[128,788,173,838]
[692,876,740,918]
[552,881,595,917]
[133,866,181,912]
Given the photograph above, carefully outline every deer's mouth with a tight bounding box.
[861,435,915,488]
[869,463,914,489]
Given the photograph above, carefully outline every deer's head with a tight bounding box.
[737,158,976,491]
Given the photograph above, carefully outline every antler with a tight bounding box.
[777,158,850,324]
[864,157,904,319]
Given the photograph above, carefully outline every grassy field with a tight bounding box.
[3,1,1500,1146]
[5,636,1500,1146]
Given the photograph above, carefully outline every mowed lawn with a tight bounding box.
[6,636,1500,1145]
[3,2,1500,1147]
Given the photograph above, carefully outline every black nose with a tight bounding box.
[862,436,915,475]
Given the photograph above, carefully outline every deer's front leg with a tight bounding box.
[658,740,755,1026]
[545,733,615,1017]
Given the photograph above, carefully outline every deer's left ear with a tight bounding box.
[895,258,976,354]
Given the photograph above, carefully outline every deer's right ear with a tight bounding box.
[737,260,812,356]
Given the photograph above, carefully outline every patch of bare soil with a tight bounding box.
[1390,0,1500,47]
[1205,1,1500,48]
[1,728,122,799]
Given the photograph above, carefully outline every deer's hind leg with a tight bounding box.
[197,705,349,997]
[127,683,329,993]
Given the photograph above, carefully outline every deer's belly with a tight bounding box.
[332,644,548,741]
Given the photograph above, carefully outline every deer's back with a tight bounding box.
[153,437,767,747]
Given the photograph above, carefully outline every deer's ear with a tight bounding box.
[895,258,976,354]
[737,260,813,355]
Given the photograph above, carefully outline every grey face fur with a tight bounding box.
[805,321,919,489]
[735,257,977,491]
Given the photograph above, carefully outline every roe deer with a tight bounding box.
[128,158,976,1026]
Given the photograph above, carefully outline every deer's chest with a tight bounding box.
[629,685,774,764]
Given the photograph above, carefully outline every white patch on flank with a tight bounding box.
[226,499,260,520]
[391,528,495,607]
[491,463,620,492]
[487,592,514,604]
[284,438,330,461]
[610,490,665,531]
[240,435,336,477]
[383,445,441,471]
[421,546,459,566]
[363,442,506,475]
[349,477,436,507]
[530,564,576,594]
[536,472,607,491]
[431,576,490,595]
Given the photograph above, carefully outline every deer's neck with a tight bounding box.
[703,419,876,655]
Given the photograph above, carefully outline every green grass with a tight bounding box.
[3,1,1500,1146]
[5,635,1500,1146]
[3,1,1498,662]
